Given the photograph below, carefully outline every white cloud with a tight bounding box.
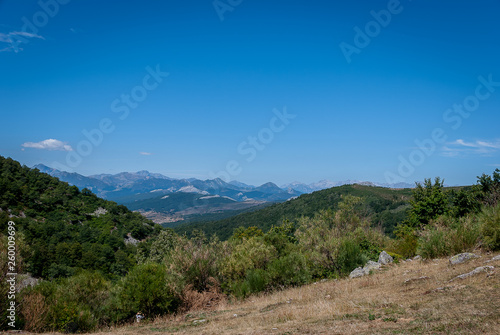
[0,31,44,52]
[22,139,73,151]
[441,139,500,157]
[139,152,153,156]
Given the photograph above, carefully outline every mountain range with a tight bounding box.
[33,164,414,225]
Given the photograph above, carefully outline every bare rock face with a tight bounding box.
[449,253,479,265]
[378,251,394,265]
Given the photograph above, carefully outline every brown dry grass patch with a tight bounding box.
[28,252,500,335]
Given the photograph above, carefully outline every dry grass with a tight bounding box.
[31,252,500,335]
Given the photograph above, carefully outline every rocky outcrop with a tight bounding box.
[404,276,430,285]
[90,207,108,217]
[349,267,366,278]
[485,255,500,263]
[349,252,391,278]
[378,251,394,265]
[449,253,479,265]
[124,233,139,246]
[449,266,494,282]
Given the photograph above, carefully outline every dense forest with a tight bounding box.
[1,155,499,333]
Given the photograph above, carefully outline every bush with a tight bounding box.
[268,252,311,288]
[336,238,367,276]
[24,270,111,332]
[480,203,500,250]
[389,224,418,258]
[21,291,48,333]
[163,235,222,294]
[417,215,480,259]
[112,263,180,321]
[221,237,277,282]
[352,226,389,261]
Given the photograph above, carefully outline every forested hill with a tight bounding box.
[0,156,162,279]
[175,184,414,240]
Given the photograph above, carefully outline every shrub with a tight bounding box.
[112,263,180,321]
[163,235,222,294]
[181,277,226,311]
[417,215,480,259]
[480,203,500,250]
[25,270,111,332]
[268,252,311,288]
[21,291,49,333]
[336,238,367,276]
[221,237,277,282]
[352,225,389,261]
[389,224,418,258]
[246,268,271,292]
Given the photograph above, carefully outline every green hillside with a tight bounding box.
[175,184,414,240]
[0,156,162,280]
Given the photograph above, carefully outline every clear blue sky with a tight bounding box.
[1,0,499,186]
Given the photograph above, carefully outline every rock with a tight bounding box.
[378,251,394,265]
[413,255,422,261]
[90,207,108,217]
[349,261,382,278]
[192,319,207,325]
[350,267,366,278]
[364,260,382,272]
[485,255,500,263]
[404,276,430,285]
[449,266,494,281]
[124,233,139,246]
[17,274,39,292]
[449,253,479,265]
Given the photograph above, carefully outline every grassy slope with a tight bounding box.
[76,251,499,335]
[175,184,414,239]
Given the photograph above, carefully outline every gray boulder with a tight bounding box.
[449,253,479,265]
[449,266,494,282]
[349,267,366,278]
[364,260,382,272]
[378,251,394,265]
[349,261,382,278]
[485,254,500,263]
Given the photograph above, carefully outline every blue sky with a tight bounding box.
[1,0,499,186]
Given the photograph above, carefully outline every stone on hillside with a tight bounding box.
[379,251,394,265]
[449,266,494,282]
[485,255,500,263]
[124,233,139,246]
[349,261,382,278]
[349,267,366,278]
[449,253,479,265]
[413,255,422,261]
[192,319,207,325]
[364,260,382,272]
[403,276,430,285]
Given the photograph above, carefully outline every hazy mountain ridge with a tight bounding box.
[281,179,413,193]
[33,164,414,225]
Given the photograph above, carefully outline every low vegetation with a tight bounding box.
[80,250,500,335]
[1,154,499,333]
